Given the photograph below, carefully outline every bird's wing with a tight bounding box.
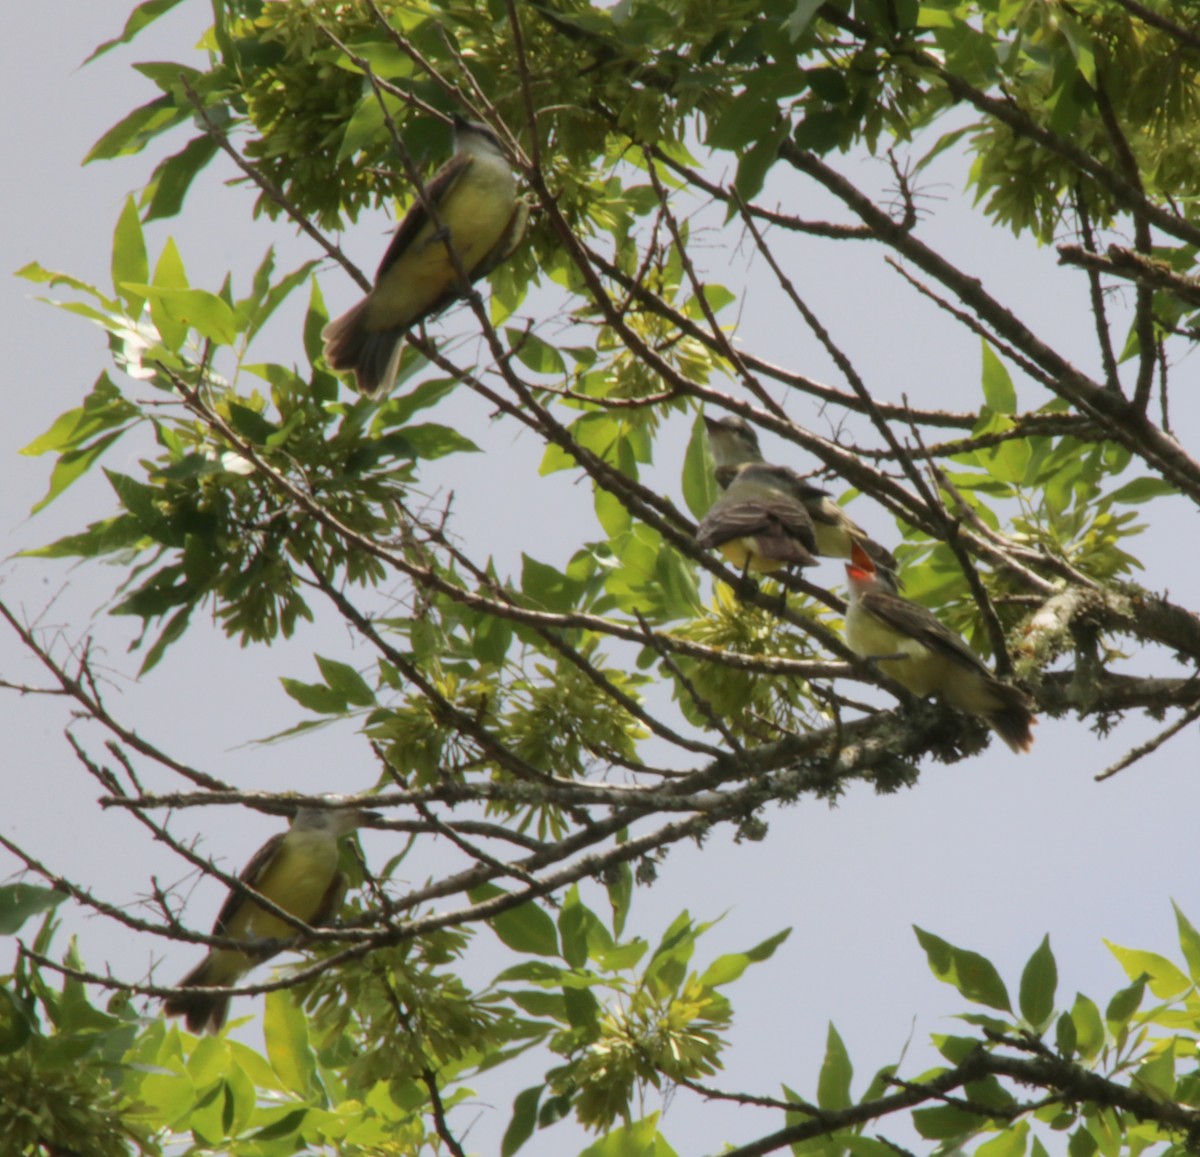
[752,492,817,547]
[210,832,287,938]
[858,591,991,674]
[695,498,780,546]
[696,495,817,559]
[374,152,475,280]
[313,871,349,928]
[472,198,529,279]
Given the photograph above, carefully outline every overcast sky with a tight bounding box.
[3,5,1199,1156]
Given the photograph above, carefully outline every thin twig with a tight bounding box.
[1094,701,1200,782]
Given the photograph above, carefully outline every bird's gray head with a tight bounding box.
[452,115,506,160]
[292,802,379,837]
[703,413,760,451]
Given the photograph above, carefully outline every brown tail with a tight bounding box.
[985,684,1037,754]
[162,958,230,1035]
[321,299,405,397]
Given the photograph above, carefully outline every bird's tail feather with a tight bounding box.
[162,958,231,1035]
[984,685,1036,754]
[322,300,405,396]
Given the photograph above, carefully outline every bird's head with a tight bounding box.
[292,801,380,837]
[452,115,507,161]
[703,413,761,467]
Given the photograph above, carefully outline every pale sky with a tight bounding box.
[2,5,1198,1156]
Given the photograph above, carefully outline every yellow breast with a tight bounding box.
[367,160,516,329]
[230,830,340,942]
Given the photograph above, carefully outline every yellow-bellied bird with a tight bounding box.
[323,116,527,396]
[695,461,819,573]
[843,541,1035,753]
[163,805,378,1033]
[703,414,899,585]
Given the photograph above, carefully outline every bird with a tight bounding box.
[842,541,1035,753]
[322,116,527,396]
[694,460,820,573]
[703,413,899,584]
[163,804,378,1033]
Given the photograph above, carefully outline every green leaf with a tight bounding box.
[138,604,193,675]
[471,885,559,957]
[1173,902,1200,984]
[21,515,144,561]
[145,238,189,350]
[914,927,1012,1012]
[31,430,126,514]
[787,0,824,41]
[1107,476,1177,504]
[472,612,514,667]
[698,928,791,987]
[0,884,65,935]
[1133,1040,1176,1103]
[563,986,601,1032]
[734,123,787,203]
[0,987,33,1053]
[381,377,457,425]
[128,285,239,346]
[1019,935,1057,1028]
[241,255,321,347]
[84,95,184,162]
[1105,977,1146,1029]
[682,412,719,521]
[793,108,845,154]
[816,1022,853,1112]
[913,1103,981,1140]
[1070,992,1105,1061]
[1055,1010,1077,1058]
[279,678,349,715]
[264,989,315,1096]
[507,328,566,375]
[577,1114,671,1157]
[248,1108,309,1143]
[981,341,1017,414]
[606,857,633,940]
[21,374,136,458]
[143,134,219,221]
[395,422,480,459]
[226,403,276,445]
[84,0,187,62]
[975,1121,1029,1157]
[105,469,180,545]
[1068,1126,1098,1157]
[521,555,584,613]
[558,887,591,970]
[708,90,780,151]
[1105,942,1190,999]
[315,656,377,708]
[502,1085,543,1157]
[844,1139,900,1157]
[112,196,149,317]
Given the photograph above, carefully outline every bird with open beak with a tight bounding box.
[843,541,1035,753]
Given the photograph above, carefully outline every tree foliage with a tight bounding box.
[5,0,1200,1154]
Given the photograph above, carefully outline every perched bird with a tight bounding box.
[695,461,819,573]
[703,414,899,582]
[842,541,1035,753]
[323,116,527,396]
[163,805,378,1033]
